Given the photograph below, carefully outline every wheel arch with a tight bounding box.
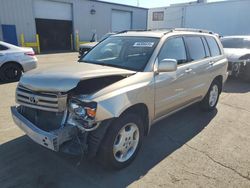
[213,75,223,93]
[87,103,150,159]
[119,103,150,136]
[0,61,24,71]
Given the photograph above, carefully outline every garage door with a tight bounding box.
[33,0,73,52]
[112,10,132,32]
[33,0,72,21]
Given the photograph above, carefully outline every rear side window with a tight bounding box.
[206,36,221,56]
[201,37,210,57]
[184,36,206,61]
[158,37,187,65]
[0,44,8,51]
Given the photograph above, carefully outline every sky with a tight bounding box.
[101,0,226,8]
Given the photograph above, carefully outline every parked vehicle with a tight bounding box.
[11,29,228,169]
[0,41,37,82]
[78,33,115,58]
[221,36,250,81]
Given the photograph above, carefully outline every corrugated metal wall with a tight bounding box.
[73,0,147,41]
[0,0,147,46]
[148,0,250,36]
[0,0,36,43]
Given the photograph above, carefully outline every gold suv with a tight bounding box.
[11,29,228,169]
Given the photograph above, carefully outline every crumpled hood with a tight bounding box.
[19,63,135,92]
[224,48,250,62]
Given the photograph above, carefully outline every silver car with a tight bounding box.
[11,29,228,169]
[221,36,250,81]
[0,41,37,82]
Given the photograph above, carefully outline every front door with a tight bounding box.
[154,36,195,119]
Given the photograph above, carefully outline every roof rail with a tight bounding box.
[116,28,216,36]
[117,29,148,34]
[170,28,214,34]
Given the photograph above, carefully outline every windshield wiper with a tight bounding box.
[79,60,132,70]
[95,62,127,70]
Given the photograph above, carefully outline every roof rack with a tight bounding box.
[169,28,214,34]
[117,29,148,34]
[116,28,215,35]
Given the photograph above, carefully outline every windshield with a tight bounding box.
[221,37,250,49]
[79,36,159,71]
[99,33,114,41]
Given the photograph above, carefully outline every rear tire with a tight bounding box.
[97,113,144,169]
[0,63,22,82]
[200,80,221,111]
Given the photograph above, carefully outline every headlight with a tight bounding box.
[69,102,86,117]
[69,98,97,120]
[68,98,99,131]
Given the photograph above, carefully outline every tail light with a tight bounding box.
[25,51,35,56]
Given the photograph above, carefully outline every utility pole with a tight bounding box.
[137,0,139,7]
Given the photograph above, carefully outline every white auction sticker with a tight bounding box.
[133,42,155,47]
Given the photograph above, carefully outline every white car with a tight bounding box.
[221,36,250,81]
[0,41,37,82]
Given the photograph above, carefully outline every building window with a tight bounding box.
[152,11,164,21]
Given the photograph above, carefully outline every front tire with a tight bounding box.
[200,80,221,111]
[97,113,144,169]
[0,63,22,82]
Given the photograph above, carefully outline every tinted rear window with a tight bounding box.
[206,36,221,56]
[185,37,206,61]
[201,37,211,57]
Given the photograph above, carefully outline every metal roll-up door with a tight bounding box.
[112,10,132,32]
[34,0,73,52]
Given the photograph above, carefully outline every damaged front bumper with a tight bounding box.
[11,106,78,152]
[228,60,250,76]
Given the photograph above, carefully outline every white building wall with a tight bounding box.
[148,0,250,36]
[184,0,250,35]
[73,0,147,41]
[0,0,147,46]
[148,6,183,29]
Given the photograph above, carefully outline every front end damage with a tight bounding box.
[11,75,128,156]
[228,60,250,77]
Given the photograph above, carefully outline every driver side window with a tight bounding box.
[158,37,187,65]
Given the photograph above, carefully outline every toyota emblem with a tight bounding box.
[29,95,38,104]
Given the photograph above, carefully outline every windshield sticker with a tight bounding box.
[133,42,155,47]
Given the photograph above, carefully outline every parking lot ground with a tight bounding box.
[0,52,250,188]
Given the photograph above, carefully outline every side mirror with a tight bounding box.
[158,59,177,72]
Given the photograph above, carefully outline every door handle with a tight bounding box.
[209,61,215,66]
[185,68,193,73]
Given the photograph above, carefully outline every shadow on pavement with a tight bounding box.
[0,104,217,188]
[0,80,18,85]
[223,77,250,93]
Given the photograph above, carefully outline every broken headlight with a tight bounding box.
[68,98,98,131]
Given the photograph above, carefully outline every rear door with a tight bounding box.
[182,35,210,100]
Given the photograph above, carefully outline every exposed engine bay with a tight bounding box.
[13,73,131,155]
